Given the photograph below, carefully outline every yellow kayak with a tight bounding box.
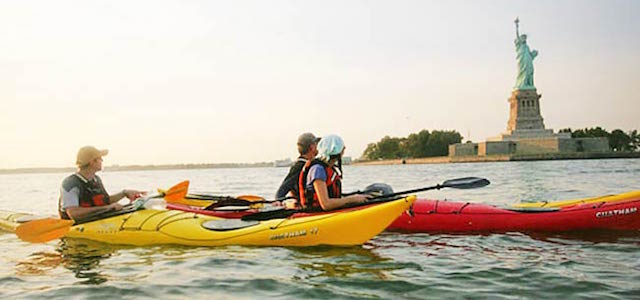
[0,210,49,232]
[4,196,415,247]
[513,190,640,208]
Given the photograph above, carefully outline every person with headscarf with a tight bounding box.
[297,134,368,211]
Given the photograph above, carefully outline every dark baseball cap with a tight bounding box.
[297,133,321,148]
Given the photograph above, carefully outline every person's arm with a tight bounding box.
[312,180,367,211]
[109,189,145,203]
[276,163,304,199]
[275,177,295,199]
[65,203,121,221]
[66,189,145,221]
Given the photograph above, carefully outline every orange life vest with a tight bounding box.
[298,159,342,210]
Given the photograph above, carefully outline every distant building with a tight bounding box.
[273,158,293,167]
[449,88,608,157]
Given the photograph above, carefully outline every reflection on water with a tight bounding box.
[16,239,117,285]
[291,246,392,280]
[15,251,62,276]
[57,239,118,285]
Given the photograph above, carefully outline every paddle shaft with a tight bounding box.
[367,184,445,201]
[368,177,490,201]
[213,177,489,209]
[204,196,295,210]
[241,177,490,221]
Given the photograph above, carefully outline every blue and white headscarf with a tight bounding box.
[317,134,344,162]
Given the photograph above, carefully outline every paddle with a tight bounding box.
[159,189,267,207]
[367,177,489,201]
[15,181,189,243]
[153,180,190,206]
[201,183,392,210]
[203,195,295,210]
[15,218,75,243]
[186,193,264,201]
[241,177,490,221]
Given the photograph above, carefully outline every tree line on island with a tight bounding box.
[361,127,640,160]
[361,130,462,160]
[559,127,640,152]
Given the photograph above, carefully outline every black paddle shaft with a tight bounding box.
[368,177,490,201]
[204,196,296,210]
[241,177,490,221]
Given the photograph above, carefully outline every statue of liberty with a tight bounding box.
[514,18,538,90]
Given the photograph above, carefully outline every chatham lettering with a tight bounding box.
[595,207,638,218]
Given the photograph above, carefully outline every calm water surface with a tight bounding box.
[1,159,639,299]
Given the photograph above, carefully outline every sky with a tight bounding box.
[1,0,639,169]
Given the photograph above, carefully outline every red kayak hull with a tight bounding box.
[388,198,640,233]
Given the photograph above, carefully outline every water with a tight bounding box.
[1,159,639,299]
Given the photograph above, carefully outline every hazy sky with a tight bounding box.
[1,0,639,168]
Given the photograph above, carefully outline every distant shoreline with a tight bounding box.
[353,152,640,166]
[2,152,638,175]
[0,162,273,175]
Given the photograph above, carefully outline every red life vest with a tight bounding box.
[298,159,342,210]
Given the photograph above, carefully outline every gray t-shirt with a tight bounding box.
[60,174,89,209]
[60,185,81,209]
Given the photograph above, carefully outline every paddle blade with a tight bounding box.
[163,180,190,202]
[441,177,490,189]
[16,218,74,243]
[363,183,394,196]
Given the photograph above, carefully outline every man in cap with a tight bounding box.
[274,133,321,200]
[58,146,145,221]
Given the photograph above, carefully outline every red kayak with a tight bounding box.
[388,197,640,233]
[168,190,640,233]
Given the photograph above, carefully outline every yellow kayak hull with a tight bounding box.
[0,210,49,232]
[513,190,640,208]
[5,196,415,247]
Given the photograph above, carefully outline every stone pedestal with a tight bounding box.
[495,130,568,141]
[489,88,569,141]
[507,89,545,132]
[449,87,610,158]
